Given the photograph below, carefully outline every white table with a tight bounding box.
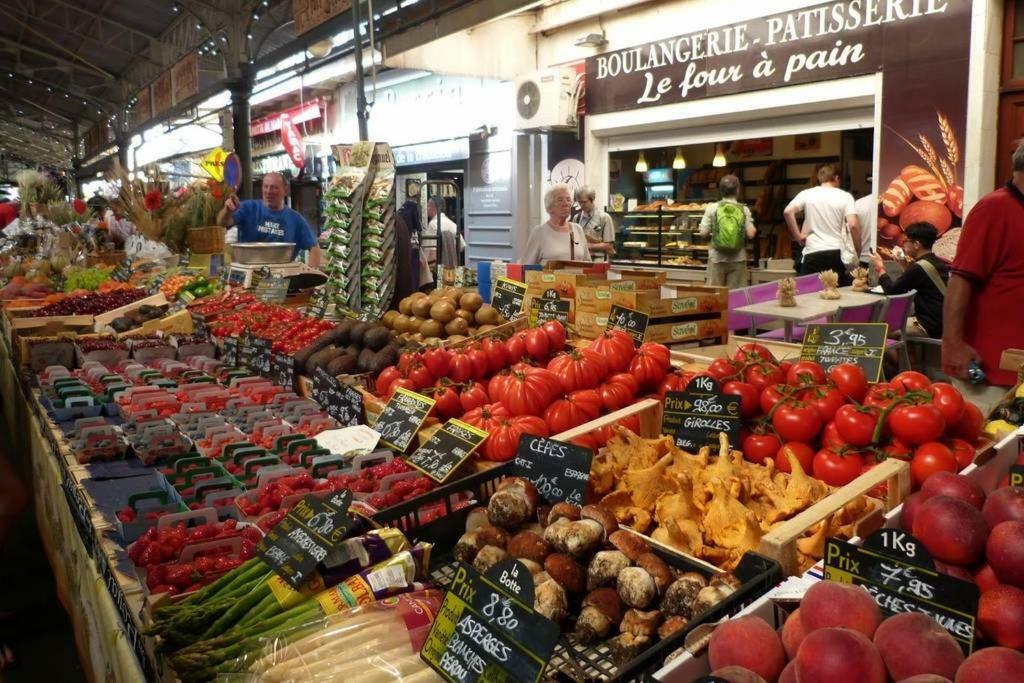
[732,287,885,342]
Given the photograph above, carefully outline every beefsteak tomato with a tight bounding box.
[548,348,609,392]
[629,342,671,390]
[543,389,602,434]
[503,367,562,416]
[588,329,636,373]
[481,416,550,461]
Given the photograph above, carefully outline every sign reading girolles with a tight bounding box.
[584,0,968,115]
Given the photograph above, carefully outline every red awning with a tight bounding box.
[250,99,323,136]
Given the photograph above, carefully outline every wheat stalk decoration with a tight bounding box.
[890,129,947,186]
[937,110,960,183]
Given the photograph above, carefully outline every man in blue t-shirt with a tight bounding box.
[218,172,321,267]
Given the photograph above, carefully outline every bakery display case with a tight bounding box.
[611,202,712,268]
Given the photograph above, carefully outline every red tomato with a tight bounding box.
[779,360,794,378]
[487,370,510,403]
[466,348,489,380]
[947,437,976,469]
[503,367,561,416]
[543,390,602,434]
[478,338,507,375]
[745,363,786,396]
[733,342,776,363]
[948,401,984,444]
[541,320,567,352]
[606,372,640,396]
[813,449,865,486]
[799,386,846,423]
[447,352,476,383]
[822,421,846,450]
[743,432,782,465]
[598,381,635,413]
[431,382,462,420]
[376,366,401,398]
[397,351,421,373]
[759,384,790,415]
[481,416,550,462]
[723,381,759,418]
[910,442,958,488]
[927,382,965,425]
[787,360,827,387]
[422,347,451,379]
[629,343,671,391]
[892,370,931,393]
[864,382,905,410]
[828,363,868,402]
[876,438,913,462]
[505,331,529,362]
[833,404,880,447]
[547,348,609,393]
[523,328,551,361]
[888,404,946,445]
[657,371,693,400]
[459,382,490,414]
[707,358,739,382]
[772,401,823,443]
[775,442,815,474]
[587,329,636,374]
[461,402,511,432]
[385,377,416,399]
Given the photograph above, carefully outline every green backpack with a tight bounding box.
[712,202,746,253]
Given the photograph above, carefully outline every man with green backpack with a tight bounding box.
[699,174,757,288]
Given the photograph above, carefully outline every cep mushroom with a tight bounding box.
[662,573,708,619]
[575,587,624,643]
[617,566,657,609]
[488,477,540,529]
[587,550,631,591]
[546,505,618,557]
[534,579,568,623]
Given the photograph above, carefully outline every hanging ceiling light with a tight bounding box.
[712,143,727,168]
[635,151,649,173]
[672,147,686,170]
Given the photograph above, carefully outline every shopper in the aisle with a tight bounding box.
[0,198,19,229]
[573,186,616,260]
[942,141,1024,414]
[783,164,861,286]
[854,190,878,273]
[218,172,321,267]
[869,222,948,338]
[698,174,757,288]
[524,183,591,264]
[422,196,464,270]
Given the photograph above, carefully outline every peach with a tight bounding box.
[913,496,988,566]
[900,676,952,683]
[982,487,1024,528]
[901,492,926,532]
[873,612,964,681]
[921,472,986,509]
[800,581,883,638]
[708,616,786,683]
[986,520,1024,587]
[708,666,767,683]
[781,608,806,660]
[978,584,1024,649]
[795,627,886,683]
[974,564,1000,593]
[778,660,796,683]
[954,647,1024,683]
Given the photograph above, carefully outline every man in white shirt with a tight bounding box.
[854,191,879,280]
[422,196,464,268]
[784,164,861,286]
[573,186,616,261]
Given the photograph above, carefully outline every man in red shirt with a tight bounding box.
[0,200,19,228]
[942,142,1024,415]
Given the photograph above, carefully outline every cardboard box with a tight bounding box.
[611,284,727,318]
[575,311,609,339]
[644,313,728,345]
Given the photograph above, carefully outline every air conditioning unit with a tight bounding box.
[514,68,579,132]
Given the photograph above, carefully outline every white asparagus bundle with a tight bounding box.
[265,625,401,680]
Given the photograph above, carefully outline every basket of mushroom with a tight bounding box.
[441,476,783,680]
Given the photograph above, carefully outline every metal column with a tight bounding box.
[229,69,254,199]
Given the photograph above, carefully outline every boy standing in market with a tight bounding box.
[218,172,321,268]
[784,164,861,286]
[573,186,616,261]
[698,174,756,288]
[942,141,1024,414]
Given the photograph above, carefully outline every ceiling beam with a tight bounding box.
[42,0,161,41]
[0,24,116,80]
[0,116,73,142]
[0,70,117,110]
[0,91,74,122]
[0,130,70,158]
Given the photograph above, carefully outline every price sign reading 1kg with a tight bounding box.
[406,419,488,483]
[512,434,593,506]
[801,323,889,382]
[606,304,650,347]
[373,387,435,452]
[530,297,571,327]
[420,561,560,683]
[255,489,353,589]
[824,528,979,654]
[491,277,528,322]
[661,376,742,451]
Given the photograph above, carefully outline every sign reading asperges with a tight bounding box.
[661,376,742,451]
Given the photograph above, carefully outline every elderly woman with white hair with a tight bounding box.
[524,183,591,264]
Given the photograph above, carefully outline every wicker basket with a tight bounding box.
[185,225,226,254]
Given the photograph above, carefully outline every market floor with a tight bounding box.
[0,510,85,683]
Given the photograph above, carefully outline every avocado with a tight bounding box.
[349,321,369,346]
[307,345,340,373]
[368,346,398,374]
[110,317,134,333]
[345,343,360,358]
[328,319,353,346]
[356,348,376,373]
[327,352,357,376]
[363,325,390,351]
[294,329,337,373]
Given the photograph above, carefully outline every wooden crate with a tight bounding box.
[117,309,194,337]
[93,292,169,332]
[670,335,803,367]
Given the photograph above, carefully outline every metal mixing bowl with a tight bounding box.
[228,242,296,264]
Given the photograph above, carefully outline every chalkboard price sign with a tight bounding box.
[253,337,272,375]
[311,367,363,427]
[221,336,239,367]
[661,376,742,451]
[801,323,889,382]
[111,258,134,283]
[530,297,571,327]
[255,489,353,589]
[406,419,488,483]
[491,277,528,321]
[606,304,650,347]
[1010,464,1024,487]
[238,331,257,369]
[512,435,593,506]
[420,562,559,683]
[178,248,192,268]
[824,529,979,653]
[374,387,435,452]
[271,352,296,390]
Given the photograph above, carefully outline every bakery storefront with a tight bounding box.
[577,0,994,278]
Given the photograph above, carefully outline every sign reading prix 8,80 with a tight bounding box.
[801,323,889,382]
[661,375,742,451]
